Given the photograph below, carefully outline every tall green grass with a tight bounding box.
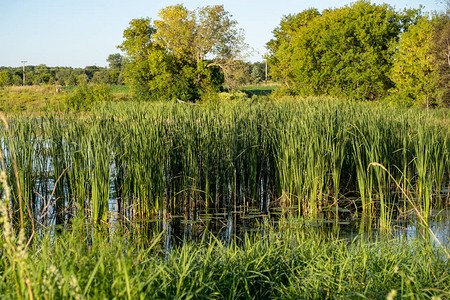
[0,98,448,231]
[0,212,448,299]
[0,100,449,298]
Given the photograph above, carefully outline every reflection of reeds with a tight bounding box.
[368,162,449,259]
[0,98,448,230]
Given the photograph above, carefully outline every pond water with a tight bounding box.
[111,205,450,253]
[1,127,448,252]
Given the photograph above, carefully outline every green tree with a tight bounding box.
[65,85,112,111]
[54,67,72,86]
[34,64,49,75]
[92,70,113,85]
[266,8,320,88]
[40,73,52,84]
[267,1,419,100]
[0,70,12,87]
[250,62,267,84]
[25,71,33,85]
[390,17,440,107]
[33,75,43,85]
[84,66,99,81]
[118,17,173,100]
[430,12,450,106]
[107,53,124,70]
[77,74,88,85]
[12,75,22,86]
[119,5,246,101]
[109,70,121,85]
[155,5,246,90]
[67,73,77,86]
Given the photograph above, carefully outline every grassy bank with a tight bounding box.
[0,85,130,112]
[0,84,277,113]
[0,86,66,112]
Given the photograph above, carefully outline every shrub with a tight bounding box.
[217,91,248,102]
[65,84,112,111]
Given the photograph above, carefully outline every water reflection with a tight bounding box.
[124,206,450,255]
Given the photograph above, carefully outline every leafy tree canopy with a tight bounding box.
[107,53,124,70]
[0,70,12,87]
[390,17,438,106]
[266,8,320,89]
[430,11,450,106]
[118,5,247,101]
[267,0,422,101]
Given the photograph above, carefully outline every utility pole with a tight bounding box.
[21,60,27,85]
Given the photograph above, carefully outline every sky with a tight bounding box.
[0,0,446,68]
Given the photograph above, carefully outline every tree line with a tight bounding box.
[0,4,269,103]
[1,1,447,106]
[0,54,125,87]
[0,58,267,90]
[267,0,449,106]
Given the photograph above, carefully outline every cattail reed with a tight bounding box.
[0,98,447,231]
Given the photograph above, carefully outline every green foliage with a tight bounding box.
[119,17,205,102]
[24,71,33,85]
[66,73,77,86]
[118,18,169,101]
[249,62,266,84]
[32,74,43,85]
[106,53,124,70]
[267,8,320,88]
[430,12,450,106]
[118,5,247,101]
[91,70,114,85]
[122,43,175,101]
[76,74,88,85]
[0,86,66,112]
[217,90,248,101]
[390,17,441,107]
[0,64,125,88]
[239,84,279,96]
[0,70,12,87]
[84,66,99,81]
[65,84,112,111]
[268,1,421,101]
[12,74,22,86]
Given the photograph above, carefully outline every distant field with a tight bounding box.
[0,84,283,113]
[0,86,65,112]
[62,85,130,94]
[0,85,131,112]
[239,83,280,96]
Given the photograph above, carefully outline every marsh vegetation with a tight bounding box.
[1,93,449,299]
[0,1,449,298]
[1,98,448,227]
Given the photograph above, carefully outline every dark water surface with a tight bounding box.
[107,205,450,253]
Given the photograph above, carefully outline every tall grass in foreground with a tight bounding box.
[0,211,449,299]
[0,98,448,231]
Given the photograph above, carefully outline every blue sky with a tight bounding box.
[0,0,445,68]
